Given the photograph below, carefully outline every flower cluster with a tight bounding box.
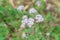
[20,14,44,29]
[20,15,28,28]
[20,15,34,28]
[17,0,44,38]
[27,18,34,28]
[35,14,44,23]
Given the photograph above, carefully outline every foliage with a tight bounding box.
[0,0,60,40]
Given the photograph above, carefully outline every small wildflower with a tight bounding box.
[35,0,41,7]
[17,5,24,11]
[46,32,50,36]
[27,18,34,28]
[28,18,34,22]
[22,15,28,20]
[28,8,37,13]
[22,15,28,23]
[22,19,28,24]
[35,14,44,22]
[20,15,28,28]
[20,20,27,28]
[4,24,7,28]
[22,32,26,38]
[20,23,26,28]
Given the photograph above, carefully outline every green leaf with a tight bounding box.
[0,36,4,40]
[46,12,51,21]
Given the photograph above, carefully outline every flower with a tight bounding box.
[27,18,34,28]
[20,15,28,28]
[20,18,28,28]
[22,15,28,24]
[35,14,44,22]
[17,5,24,11]
[20,23,26,28]
[22,19,28,24]
[22,15,28,20]
[22,32,26,38]
[28,8,37,13]
[35,0,41,7]
[46,32,50,36]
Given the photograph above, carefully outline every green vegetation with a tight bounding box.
[0,0,60,40]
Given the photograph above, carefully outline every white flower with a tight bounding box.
[35,14,44,22]
[20,19,28,28]
[20,23,26,28]
[28,18,34,22]
[22,15,28,20]
[22,15,28,24]
[17,5,24,11]
[22,19,28,24]
[22,32,26,38]
[20,15,28,28]
[27,18,34,28]
[28,8,37,13]
[35,0,41,7]
[46,33,50,36]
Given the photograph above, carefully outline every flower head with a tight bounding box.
[22,15,28,24]
[35,14,44,22]
[35,0,41,7]
[22,15,28,20]
[17,5,24,11]
[28,8,37,13]
[27,18,34,28]
[20,15,28,28]
[20,19,28,28]
[46,32,50,36]
[22,32,26,38]
[20,23,26,28]
[22,19,28,24]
